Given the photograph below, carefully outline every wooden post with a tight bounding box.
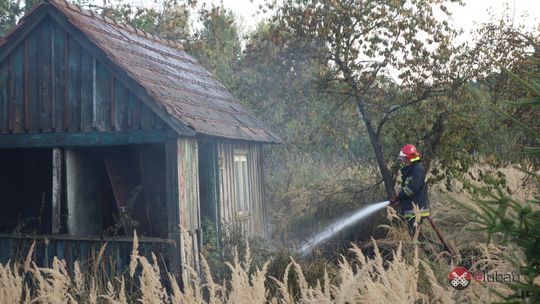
[165,138,184,282]
[52,148,62,234]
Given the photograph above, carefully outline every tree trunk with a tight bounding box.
[356,101,396,198]
[336,60,396,198]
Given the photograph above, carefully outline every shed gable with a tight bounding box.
[0,0,281,143]
[0,15,167,135]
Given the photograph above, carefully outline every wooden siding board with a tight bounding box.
[52,148,62,234]
[226,144,234,223]
[224,144,233,223]
[66,35,81,131]
[165,139,182,276]
[95,61,111,131]
[0,62,8,133]
[218,143,227,224]
[258,144,267,236]
[249,145,256,234]
[154,113,166,129]
[113,78,127,131]
[128,92,141,130]
[23,39,28,131]
[11,45,25,133]
[80,49,93,131]
[141,103,154,130]
[53,22,66,131]
[255,145,264,235]
[6,57,12,133]
[176,138,201,275]
[26,30,39,132]
[39,18,53,132]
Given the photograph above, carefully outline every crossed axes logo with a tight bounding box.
[448,267,472,290]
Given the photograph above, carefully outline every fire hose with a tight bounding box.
[391,199,455,255]
[427,216,455,256]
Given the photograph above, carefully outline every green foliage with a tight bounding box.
[100,0,194,41]
[271,0,470,197]
[187,5,242,90]
[0,0,27,35]
[201,219,273,285]
[458,58,540,302]
[0,0,99,36]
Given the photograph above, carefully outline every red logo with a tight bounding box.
[448,267,471,290]
[473,272,484,282]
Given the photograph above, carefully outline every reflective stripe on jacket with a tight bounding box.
[403,209,430,219]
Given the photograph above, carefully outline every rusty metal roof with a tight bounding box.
[4,0,281,143]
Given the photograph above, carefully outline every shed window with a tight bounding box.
[233,153,250,215]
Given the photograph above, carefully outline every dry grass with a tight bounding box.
[0,231,512,304]
[3,164,531,303]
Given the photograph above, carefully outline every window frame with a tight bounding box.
[233,150,251,217]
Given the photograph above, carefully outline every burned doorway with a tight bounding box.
[65,145,168,238]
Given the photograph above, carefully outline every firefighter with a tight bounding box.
[389,144,429,234]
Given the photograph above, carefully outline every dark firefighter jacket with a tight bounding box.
[398,160,429,217]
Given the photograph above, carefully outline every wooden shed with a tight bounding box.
[0,0,280,278]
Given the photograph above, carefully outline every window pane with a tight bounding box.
[234,160,242,212]
[242,160,249,212]
[233,153,249,214]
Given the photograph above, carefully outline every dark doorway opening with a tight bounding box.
[0,144,168,238]
[198,141,220,246]
[0,149,53,234]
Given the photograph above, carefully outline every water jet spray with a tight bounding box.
[298,200,455,257]
[299,200,389,256]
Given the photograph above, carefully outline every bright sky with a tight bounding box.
[208,0,539,42]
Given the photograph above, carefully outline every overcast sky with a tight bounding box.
[206,0,539,42]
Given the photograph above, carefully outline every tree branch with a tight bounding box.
[375,89,446,137]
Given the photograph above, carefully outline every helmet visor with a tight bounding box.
[398,150,408,160]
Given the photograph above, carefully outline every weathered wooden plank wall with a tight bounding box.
[217,142,265,238]
[0,234,171,273]
[199,142,219,238]
[0,16,166,135]
[177,138,201,275]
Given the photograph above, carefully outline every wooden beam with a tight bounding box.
[0,233,171,243]
[52,148,62,234]
[165,138,183,278]
[0,129,167,148]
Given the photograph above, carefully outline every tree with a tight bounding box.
[470,16,540,167]
[0,0,48,36]
[459,57,540,303]
[0,0,21,36]
[100,0,195,42]
[274,0,465,197]
[187,4,242,90]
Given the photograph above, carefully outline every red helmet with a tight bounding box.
[398,144,420,161]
